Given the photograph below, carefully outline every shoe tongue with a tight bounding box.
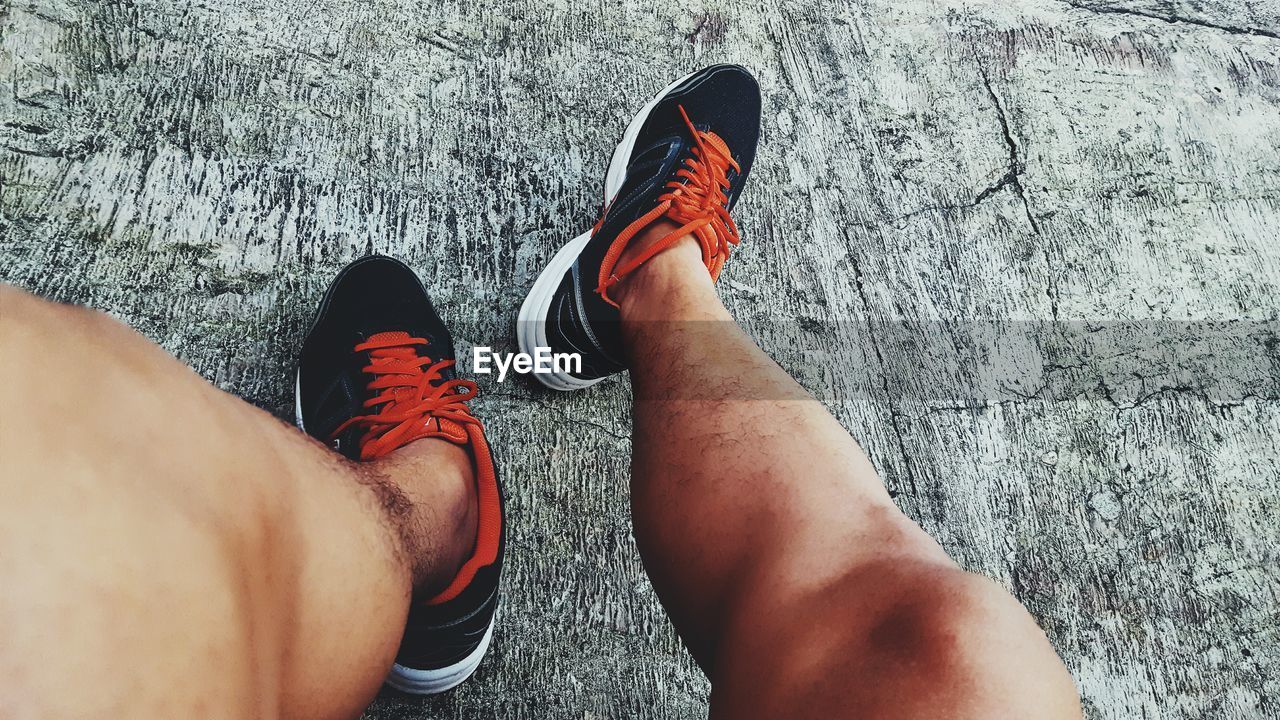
[701,130,732,159]
[362,328,424,410]
[367,330,412,344]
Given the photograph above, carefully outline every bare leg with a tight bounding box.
[0,286,474,719]
[616,231,1082,719]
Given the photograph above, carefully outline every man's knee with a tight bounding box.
[855,565,1082,717]
[865,567,1022,670]
[713,560,1080,718]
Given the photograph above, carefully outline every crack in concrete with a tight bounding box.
[1061,0,1280,41]
[978,66,1041,235]
[994,369,1275,413]
[977,64,1061,320]
[1114,385,1271,412]
[905,398,1036,420]
[887,170,1021,226]
[889,65,1046,237]
[904,383,1274,423]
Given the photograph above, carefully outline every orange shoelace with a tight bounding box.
[329,331,480,461]
[331,330,502,606]
[595,105,742,308]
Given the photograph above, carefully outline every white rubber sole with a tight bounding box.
[516,69,701,391]
[293,372,496,695]
[293,371,306,430]
[384,614,497,695]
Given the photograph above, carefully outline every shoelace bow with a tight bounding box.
[595,105,742,307]
[330,332,479,461]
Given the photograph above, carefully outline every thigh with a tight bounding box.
[0,286,408,719]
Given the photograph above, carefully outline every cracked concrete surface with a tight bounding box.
[977,66,1041,234]
[2,0,1278,718]
[1063,1,1280,39]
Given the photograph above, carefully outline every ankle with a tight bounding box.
[613,226,716,323]
[372,438,477,594]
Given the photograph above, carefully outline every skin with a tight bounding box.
[614,223,1082,719]
[0,224,1082,719]
[0,284,474,720]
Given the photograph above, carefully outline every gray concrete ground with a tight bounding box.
[2,0,1278,718]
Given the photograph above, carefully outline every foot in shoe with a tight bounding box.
[517,64,762,391]
[296,255,505,695]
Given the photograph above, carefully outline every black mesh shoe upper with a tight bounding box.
[544,64,762,382]
[296,255,504,675]
[298,256,457,457]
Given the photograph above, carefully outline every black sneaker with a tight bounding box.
[517,64,761,390]
[295,255,504,694]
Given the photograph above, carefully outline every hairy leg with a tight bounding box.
[0,286,474,720]
[616,233,1081,719]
